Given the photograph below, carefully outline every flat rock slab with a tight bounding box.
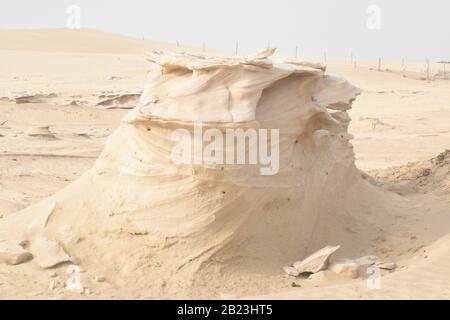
[0,240,33,265]
[29,236,72,269]
[283,266,300,277]
[293,245,340,274]
[329,260,360,278]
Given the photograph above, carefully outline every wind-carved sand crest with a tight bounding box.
[0,48,375,297]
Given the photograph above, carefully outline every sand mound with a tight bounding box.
[371,149,450,196]
[1,49,403,298]
[0,29,182,54]
[433,70,450,80]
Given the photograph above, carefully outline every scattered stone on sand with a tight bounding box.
[0,120,7,126]
[308,270,334,284]
[353,256,378,267]
[29,236,72,269]
[96,92,140,109]
[0,240,33,265]
[283,266,300,277]
[94,275,106,283]
[8,91,56,104]
[291,282,301,288]
[76,133,91,139]
[329,259,360,278]
[106,76,122,80]
[293,245,340,274]
[375,262,397,270]
[26,126,57,139]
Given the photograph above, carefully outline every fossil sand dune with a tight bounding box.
[0,29,449,299]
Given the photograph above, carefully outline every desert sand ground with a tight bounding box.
[0,29,449,299]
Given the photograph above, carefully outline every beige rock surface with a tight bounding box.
[293,246,341,274]
[0,240,32,265]
[29,237,72,269]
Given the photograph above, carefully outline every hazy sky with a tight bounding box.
[1,0,449,61]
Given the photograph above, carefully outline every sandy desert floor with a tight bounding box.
[0,29,449,299]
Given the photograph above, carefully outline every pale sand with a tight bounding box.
[0,29,449,299]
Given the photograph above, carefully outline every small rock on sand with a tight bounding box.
[308,270,334,284]
[375,262,397,270]
[94,275,106,283]
[0,240,33,265]
[26,126,57,139]
[293,245,340,274]
[283,266,300,277]
[353,256,378,267]
[107,76,122,80]
[29,236,72,269]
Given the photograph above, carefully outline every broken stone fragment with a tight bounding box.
[375,262,397,270]
[308,270,334,283]
[8,91,56,104]
[26,126,57,139]
[94,275,106,283]
[0,240,33,265]
[29,236,72,269]
[282,266,300,277]
[353,256,378,267]
[293,245,340,274]
[329,260,360,279]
